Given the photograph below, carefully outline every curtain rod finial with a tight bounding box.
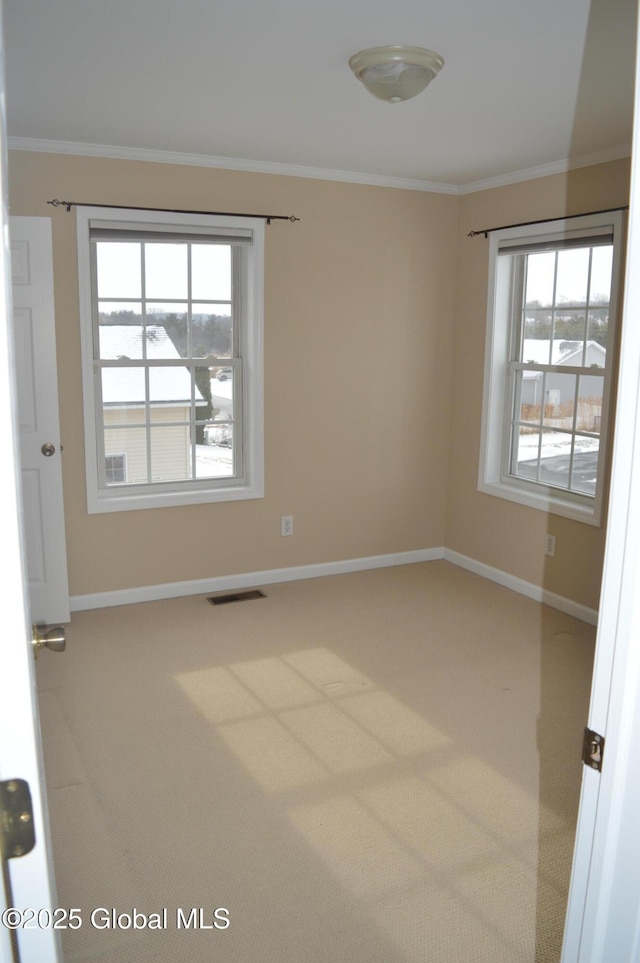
[47,198,73,212]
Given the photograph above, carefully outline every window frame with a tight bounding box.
[478,211,626,526]
[77,206,264,513]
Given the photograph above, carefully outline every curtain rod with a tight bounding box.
[47,198,300,225]
[467,205,628,238]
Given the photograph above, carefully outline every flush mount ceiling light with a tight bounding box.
[348,45,444,104]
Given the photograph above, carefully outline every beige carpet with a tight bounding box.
[35,561,595,962]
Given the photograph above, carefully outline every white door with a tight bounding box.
[10,217,70,625]
[0,18,60,963]
[561,4,640,958]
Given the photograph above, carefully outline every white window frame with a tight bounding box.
[478,210,625,526]
[77,206,264,513]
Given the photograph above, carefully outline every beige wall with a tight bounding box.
[9,151,458,596]
[8,151,629,607]
[447,158,631,610]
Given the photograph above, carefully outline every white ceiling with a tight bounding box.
[4,0,637,192]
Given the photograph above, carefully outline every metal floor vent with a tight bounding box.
[207,589,266,606]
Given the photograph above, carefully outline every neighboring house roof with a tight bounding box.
[99,325,205,405]
[521,339,606,379]
[521,339,606,365]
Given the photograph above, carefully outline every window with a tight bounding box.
[105,453,126,485]
[77,207,264,512]
[478,211,625,525]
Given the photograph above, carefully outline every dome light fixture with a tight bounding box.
[348,45,444,104]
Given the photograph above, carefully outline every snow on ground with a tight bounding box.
[195,442,233,478]
[517,430,599,460]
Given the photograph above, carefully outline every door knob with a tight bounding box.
[41,442,56,457]
[32,624,66,657]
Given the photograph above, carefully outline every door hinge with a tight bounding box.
[0,779,36,859]
[582,727,605,772]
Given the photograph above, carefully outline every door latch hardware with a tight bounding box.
[0,779,36,859]
[32,623,66,658]
[582,727,605,772]
[41,442,56,457]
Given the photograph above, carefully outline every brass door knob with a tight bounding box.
[32,624,66,657]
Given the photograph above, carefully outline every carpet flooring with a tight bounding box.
[35,561,596,962]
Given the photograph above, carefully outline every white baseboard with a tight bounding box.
[70,548,445,612]
[70,545,598,625]
[443,549,598,626]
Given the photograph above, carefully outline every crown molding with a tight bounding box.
[458,144,631,195]
[8,136,631,197]
[7,136,458,195]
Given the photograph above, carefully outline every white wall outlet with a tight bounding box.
[281,515,294,536]
[544,534,556,557]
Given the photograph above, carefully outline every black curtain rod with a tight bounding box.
[468,205,628,238]
[47,198,300,225]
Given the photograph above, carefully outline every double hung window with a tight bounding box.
[77,207,264,512]
[478,211,625,525]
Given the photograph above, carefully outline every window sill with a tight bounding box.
[87,479,264,514]
[478,478,601,526]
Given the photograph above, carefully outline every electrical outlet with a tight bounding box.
[281,515,294,537]
[544,534,556,557]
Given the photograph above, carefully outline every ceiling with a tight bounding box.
[4,0,637,192]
